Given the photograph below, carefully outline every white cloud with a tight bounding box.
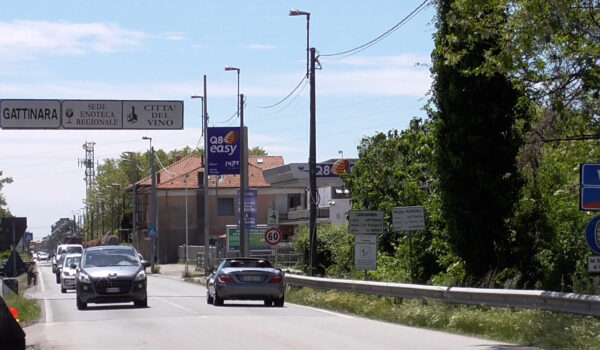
[163,32,185,41]
[0,20,147,60]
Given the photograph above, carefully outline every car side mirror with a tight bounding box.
[141,260,151,268]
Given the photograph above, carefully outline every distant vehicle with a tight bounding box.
[60,253,82,293]
[55,254,67,283]
[206,258,285,307]
[75,245,150,310]
[53,244,83,273]
[36,252,49,261]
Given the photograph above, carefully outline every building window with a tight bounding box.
[218,198,234,216]
[332,186,351,199]
[288,194,302,210]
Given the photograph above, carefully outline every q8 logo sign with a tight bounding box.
[207,127,241,175]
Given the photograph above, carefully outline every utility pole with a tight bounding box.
[239,93,249,257]
[147,143,158,273]
[308,47,318,276]
[203,75,211,272]
[130,154,137,248]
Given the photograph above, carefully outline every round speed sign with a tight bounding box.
[264,227,282,246]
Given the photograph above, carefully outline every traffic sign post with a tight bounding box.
[348,211,384,235]
[264,227,282,246]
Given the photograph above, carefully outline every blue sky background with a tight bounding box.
[0,1,436,240]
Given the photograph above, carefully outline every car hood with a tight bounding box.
[82,266,142,279]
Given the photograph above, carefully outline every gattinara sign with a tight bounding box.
[207,127,241,175]
[0,99,183,130]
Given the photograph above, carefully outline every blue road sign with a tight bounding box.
[148,227,157,238]
[24,232,33,243]
[580,164,600,211]
[585,216,600,254]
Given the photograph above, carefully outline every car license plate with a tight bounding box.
[106,287,120,293]
[242,275,263,282]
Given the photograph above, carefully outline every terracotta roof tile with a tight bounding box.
[137,155,284,190]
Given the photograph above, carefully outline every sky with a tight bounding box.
[0,1,436,241]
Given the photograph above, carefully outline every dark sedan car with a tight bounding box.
[75,245,150,310]
[207,258,285,307]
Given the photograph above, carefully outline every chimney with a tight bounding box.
[156,173,161,184]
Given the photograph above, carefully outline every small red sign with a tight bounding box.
[264,227,282,246]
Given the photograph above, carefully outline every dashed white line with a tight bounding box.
[37,264,53,323]
[154,296,200,315]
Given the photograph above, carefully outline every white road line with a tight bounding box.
[37,264,53,323]
[288,302,354,319]
[154,296,199,315]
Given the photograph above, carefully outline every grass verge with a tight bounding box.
[4,275,40,325]
[286,287,600,350]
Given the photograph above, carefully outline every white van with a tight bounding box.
[52,244,84,273]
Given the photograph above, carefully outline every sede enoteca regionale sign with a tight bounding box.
[0,99,183,129]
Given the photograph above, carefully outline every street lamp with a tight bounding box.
[142,136,158,273]
[192,82,211,273]
[225,65,249,257]
[110,183,120,236]
[289,8,310,78]
[290,7,317,276]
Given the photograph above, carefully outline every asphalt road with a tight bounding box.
[23,261,536,350]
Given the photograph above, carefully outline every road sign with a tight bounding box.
[207,127,241,175]
[264,227,282,246]
[267,208,279,227]
[585,216,600,254]
[148,227,157,238]
[354,234,377,270]
[122,100,183,129]
[62,100,122,129]
[24,232,33,244]
[1,99,61,129]
[392,206,426,231]
[348,210,384,235]
[589,256,600,273]
[580,164,600,211]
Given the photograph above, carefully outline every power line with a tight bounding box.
[320,0,431,58]
[252,75,308,109]
[210,109,238,125]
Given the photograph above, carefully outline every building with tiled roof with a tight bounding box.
[132,155,305,263]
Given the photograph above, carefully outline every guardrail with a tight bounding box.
[285,274,600,316]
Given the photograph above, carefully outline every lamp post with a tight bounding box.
[142,136,158,273]
[290,8,318,276]
[191,75,211,273]
[110,183,120,236]
[123,151,137,248]
[184,174,189,276]
[225,65,248,258]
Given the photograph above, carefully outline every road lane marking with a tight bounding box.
[37,264,53,323]
[154,296,199,315]
[289,302,354,319]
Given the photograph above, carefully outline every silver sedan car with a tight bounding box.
[206,258,285,307]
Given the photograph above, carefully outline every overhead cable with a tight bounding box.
[320,0,431,58]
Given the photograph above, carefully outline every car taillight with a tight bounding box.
[217,275,235,283]
[269,276,282,283]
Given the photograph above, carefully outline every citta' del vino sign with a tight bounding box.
[0,99,183,130]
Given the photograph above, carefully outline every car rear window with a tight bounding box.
[83,249,139,267]
[225,260,272,268]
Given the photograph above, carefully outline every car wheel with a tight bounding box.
[213,293,224,306]
[76,294,87,310]
[134,295,148,308]
[206,291,214,304]
[264,299,273,306]
[274,296,284,307]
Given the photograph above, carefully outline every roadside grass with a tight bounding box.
[4,274,41,325]
[286,287,600,350]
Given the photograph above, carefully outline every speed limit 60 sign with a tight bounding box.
[264,227,282,246]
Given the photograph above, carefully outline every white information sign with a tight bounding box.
[589,256,600,273]
[267,208,279,228]
[62,100,122,129]
[122,100,183,129]
[393,206,426,232]
[1,99,61,129]
[348,210,384,235]
[354,234,377,270]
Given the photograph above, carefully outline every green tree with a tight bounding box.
[431,0,531,281]
[343,119,446,283]
[249,146,267,156]
[0,170,13,218]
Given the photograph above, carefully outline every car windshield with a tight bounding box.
[64,256,81,267]
[57,254,66,264]
[83,249,139,268]
[224,259,272,268]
